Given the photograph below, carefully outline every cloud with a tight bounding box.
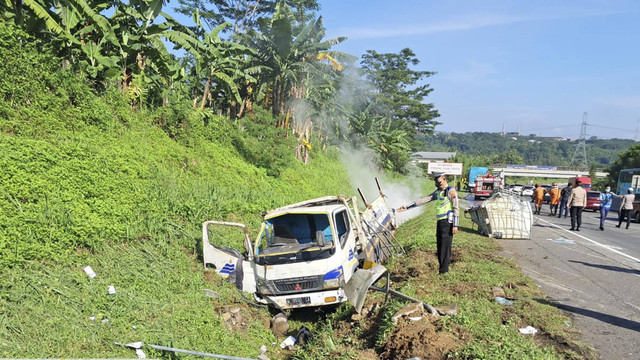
[336,8,623,40]
[596,95,640,109]
[442,60,498,83]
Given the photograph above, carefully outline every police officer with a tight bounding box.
[397,172,460,274]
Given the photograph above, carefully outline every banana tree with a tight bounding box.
[241,2,347,122]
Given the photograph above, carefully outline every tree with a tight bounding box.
[175,0,319,34]
[240,2,346,120]
[607,143,640,186]
[360,48,440,135]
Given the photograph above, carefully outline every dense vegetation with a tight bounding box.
[419,132,636,169]
[0,0,440,173]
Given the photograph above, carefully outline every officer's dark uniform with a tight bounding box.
[403,175,460,274]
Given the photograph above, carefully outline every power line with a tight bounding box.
[570,112,588,169]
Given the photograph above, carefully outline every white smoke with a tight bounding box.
[338,143,426,225]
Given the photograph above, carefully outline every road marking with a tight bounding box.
[537,218,640,264]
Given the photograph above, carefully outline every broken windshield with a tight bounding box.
[255,213,335,258]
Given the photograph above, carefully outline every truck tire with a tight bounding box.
[635,211,640,223]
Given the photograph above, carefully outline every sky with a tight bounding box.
[317,0,640,140]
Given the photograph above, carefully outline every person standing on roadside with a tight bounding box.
[616,188,635,229]
[397,172,459,274]
[566,180,586,231]
[548,182,561,216]
[598,185,616,231]
[558,182,572,218]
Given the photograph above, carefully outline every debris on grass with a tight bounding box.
[108,285,116,295]
[519,325,538,335]
[495,296,514,306]
[83,266,97,278]
[391,302,424,324]
[279,335,296,350]
[203,289,219,298]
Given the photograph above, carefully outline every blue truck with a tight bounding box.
[468,167,489,192]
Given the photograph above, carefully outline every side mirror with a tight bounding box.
[315,230,325,247]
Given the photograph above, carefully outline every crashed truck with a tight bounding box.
[202,179,403,311]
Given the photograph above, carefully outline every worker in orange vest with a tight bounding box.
[532,183,546,215]
[548,182,561,216]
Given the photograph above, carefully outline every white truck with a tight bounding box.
[202,180,401,311]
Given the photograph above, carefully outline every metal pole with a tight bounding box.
[148,344,257,360]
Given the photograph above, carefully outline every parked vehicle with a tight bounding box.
[585,191,601,211]
[541,184,552,203]
[633,199,640,223]
[511,184,524,195]
[468,167,489,192]
[202,179,401,311]
[521,186,534,197]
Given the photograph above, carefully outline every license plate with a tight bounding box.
[286,296,311,306]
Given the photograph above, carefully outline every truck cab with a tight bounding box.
[202,192,398,310]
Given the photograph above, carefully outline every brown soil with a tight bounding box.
[381,317,470,360]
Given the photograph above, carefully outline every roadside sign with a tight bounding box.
[427,162,463,176]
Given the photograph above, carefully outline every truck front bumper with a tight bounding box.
[259,289,348,309]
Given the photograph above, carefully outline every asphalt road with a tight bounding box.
[497,204,640,359]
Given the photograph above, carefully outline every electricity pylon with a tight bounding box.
[571,112,588,169]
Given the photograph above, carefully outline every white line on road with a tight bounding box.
[538,218,640,264]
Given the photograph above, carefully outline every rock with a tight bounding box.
[492,287,506,298]
[221,312,232,323]
[434,303,458,316]
[271,313,289,338]
[391,302,424,324]
[351,314,362,322]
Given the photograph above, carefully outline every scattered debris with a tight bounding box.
[518,325,538,335]
[89,316,96,321]
[135,349,146,359]
[132,325,137,329]
[408,316,423,322]
[203,289,219,298]
[257,344,268,360]
[114,341,146,359]
[101,318,109,323]
[495,297,514,306]
[564,321,571,327]
[391,302,424,324]
[270,313,289,338]
[279,335,296,350]
[491,287,506,298]
[296,325,313,346]
[434,303,458,316]
[148,343,257,360]
[351,314,362,322]
[551,238,575,245]
[221,307,246,330]
[108,285,116,295]
[83,266,97,279]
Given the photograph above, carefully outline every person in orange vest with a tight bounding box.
[548,182,561,216]
[532,183,546,214]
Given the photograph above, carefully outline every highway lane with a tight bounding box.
[497,205,640,360]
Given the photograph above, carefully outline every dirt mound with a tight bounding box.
[381,317,469,360]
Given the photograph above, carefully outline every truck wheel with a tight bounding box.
[635,212,640,223]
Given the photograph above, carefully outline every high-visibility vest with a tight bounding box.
[436,186,454,221]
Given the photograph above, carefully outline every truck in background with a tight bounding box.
[474,175,503,200]
[201,179,402,312]
[568,176,591,190]
[468,167,490,192]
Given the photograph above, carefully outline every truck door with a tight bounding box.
[202,221,256,293]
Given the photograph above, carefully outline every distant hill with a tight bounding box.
[417,132,636,168]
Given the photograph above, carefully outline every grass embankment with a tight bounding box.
[292,190,597,360]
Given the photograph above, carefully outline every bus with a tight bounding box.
[617,168,640,195]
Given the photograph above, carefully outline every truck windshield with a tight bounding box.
[255,213,335,265]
